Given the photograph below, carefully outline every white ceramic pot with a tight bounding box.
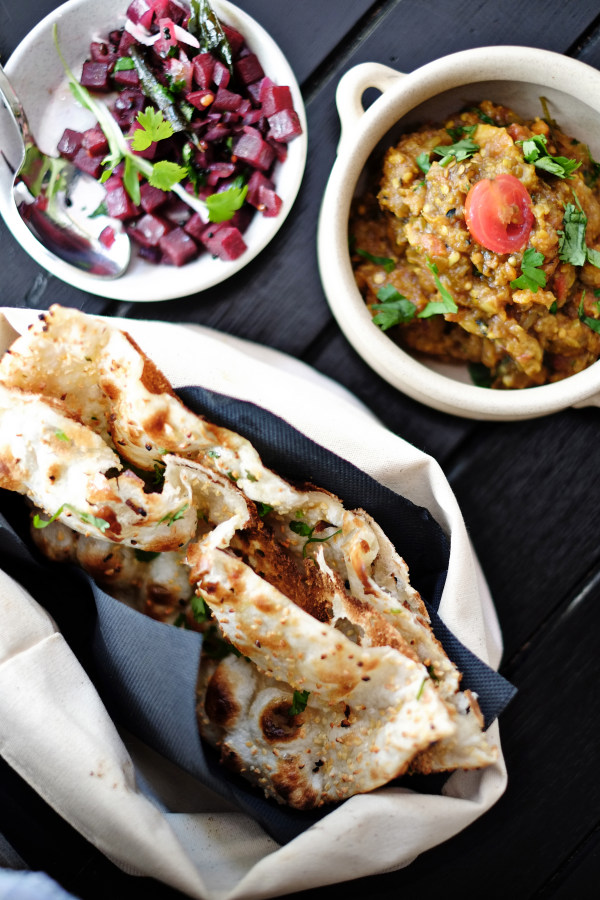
[317,47,600,420]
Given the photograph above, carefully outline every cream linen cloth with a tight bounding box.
[0,307,509,900]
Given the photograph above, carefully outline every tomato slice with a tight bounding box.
[464,173,534,254]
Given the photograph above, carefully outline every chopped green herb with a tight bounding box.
[289,520,342,558]
[33,503,110,533]
[416,676,428,700]
[227,471,239,482]
[558,200,589,267]
[205,176,248,223]
[148,160,188,192]
[88,200,108,219]
[158,503,189,526]
[578,292,600,333]
[114,56,136,72]
[173,612,191,629]
[418,258,458,317]
[371,285,416,331]
[416,151,431,175]
[518,133,581,179]
[549,301,558,314]
[191,594,209,623]
[446,124,476,142]
[55,430,70,442]
[427,664,440,682]
[257,502,273,517]
[134,549,161,562]
[289,689,310,715]
[433,137,479,167]
[354,247,396,273]
[131,107,175,151]
[468,362,493,388]
[207,449,220,458]
[245,472,258,482]
[470,107,494,125]
[510,247,547,292]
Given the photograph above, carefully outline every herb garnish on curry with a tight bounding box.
[350,100,600,388]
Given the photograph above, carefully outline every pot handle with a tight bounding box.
[573,393,600,410]
[335,62,405,153]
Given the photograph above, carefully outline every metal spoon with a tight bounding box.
[0,63,130,278]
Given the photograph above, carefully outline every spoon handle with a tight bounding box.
[0,63,34,153]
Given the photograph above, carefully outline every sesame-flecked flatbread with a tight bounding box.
[0,305,497,809]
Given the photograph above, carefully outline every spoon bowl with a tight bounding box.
[0,63,130,279]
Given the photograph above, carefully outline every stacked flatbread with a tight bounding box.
[0,305,497,809]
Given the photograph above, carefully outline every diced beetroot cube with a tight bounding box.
[108,30,123,49]
[166,0,186,25]
[104,174,124,192]
[113,67,140,88]
[268,108,302,143]
[138,244,163,263]
[246,80,263,105]
[234,53,264,86]
[82,125,108,155]
[99,226,116,248]
[126,0,151,24]
[232,129,275,172]
[128,213,170,247]
[212,86,243,112]
[72,148,104,179]
[229,205,253,233]
[188,89,215,110]
[246,170,273,208]
[206,161,236,186]
[212,59,230,89]
[105,184,140,220]
[159,226,199,265]
[90,41,117,64]
[183,212,206,241]
[57,128,83,160]
[112,88,146,127]
[221,24,245,57]
[140,181,168,213]
[192,52,215,90]
[118,30,137,55]
[267,137,288,163]
[201,223,247,261]
[80,61,111,92]
[259,79,293,117]
[140,0,169,28]
[162,196,192,225]
[257,185,282,217]
[204,122,231,143]
[243,108,264,127]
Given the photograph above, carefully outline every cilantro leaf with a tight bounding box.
[33,503,109,533]
[419,258,459,317]
[205,177,248,223]
[148,160,188,191]
[519,134,581,179]
[114,57,136,72]
[433,137,479,167]
[289,689,310,716]
[558,202,588,266]
[289,519,341,558]
[55,429,70,442]
[416,151,431,175]
[578,293,600,333]
[354,247,396,272]
[371,285,416,331]
[158,503,189,526]
[587,246,600,269]
[131,107,175,151]
[510,247,547,292]
[446,124,476,141]
[470,107,494,125]
[191,594,209,623]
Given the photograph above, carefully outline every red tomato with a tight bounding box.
[464,174,534,254]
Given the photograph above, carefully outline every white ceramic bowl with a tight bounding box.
[317,47,600,420]
[0,0,307,301]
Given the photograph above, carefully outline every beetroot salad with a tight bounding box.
[56,0,303,267]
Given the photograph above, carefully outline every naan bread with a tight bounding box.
[0,305,497,809]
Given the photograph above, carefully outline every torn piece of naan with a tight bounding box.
[0,305,497,809]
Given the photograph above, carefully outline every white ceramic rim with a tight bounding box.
[318,45,600,420]
[0,0,307,301]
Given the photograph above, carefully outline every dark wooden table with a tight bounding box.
[2,1,600,898]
